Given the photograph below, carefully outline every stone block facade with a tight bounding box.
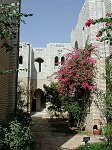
[71,0,112,131]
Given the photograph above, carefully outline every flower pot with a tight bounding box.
[93,129,101,135]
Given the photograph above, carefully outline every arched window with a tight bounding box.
[75,41,78,49]
[55,56,58,66]
[19,56,23,64]
[35,57,44,72]
[61,56,65,65]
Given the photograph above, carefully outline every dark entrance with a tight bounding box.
[31,89,46,112]
[32,98,36,112]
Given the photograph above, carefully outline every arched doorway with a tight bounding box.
[31,89,46,112]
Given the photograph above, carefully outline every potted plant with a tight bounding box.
[93,125,102,135]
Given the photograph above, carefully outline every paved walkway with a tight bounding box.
[31,115,102,150]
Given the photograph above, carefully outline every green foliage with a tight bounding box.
[43,82,63,117]
[0,81,35,150]
[91,13,112,45]
[17,81,28,111]
[0,125,6,150]
[64,101,81,118]
[103,125,112,146]
[8,110,32,127]
[0,111,35,150]
[0,68,27,75]
[4,120,34,150]
[0,2,32,75]
[77,142,112,150]
[0,2,32,52]
[64,101,81,127]
[44,82,82,127]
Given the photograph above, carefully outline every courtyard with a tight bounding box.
[31,115,102,150]
[0,0,112,150]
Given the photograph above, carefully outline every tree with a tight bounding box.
[43,82,63,118]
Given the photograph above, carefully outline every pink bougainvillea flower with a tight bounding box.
[55,45,96,97]
[75,74,79,78]
[75,53,80,59]
[105,22,109,26]
[92,45,98,48]
[87,85,93,90]
[82,82,89,89]
[86,19,93,27]
[89,59,97,65]
[80,61,85,65]
[96,36,100,41]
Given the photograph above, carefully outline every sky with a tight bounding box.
[20,0,85,48]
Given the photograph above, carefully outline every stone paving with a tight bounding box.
[31,115,102,150]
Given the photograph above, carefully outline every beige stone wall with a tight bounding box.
[71,0,112,131]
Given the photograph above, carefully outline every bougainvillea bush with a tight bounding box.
[86,13,112,45]
[56,44,97,98]
[55,44,97,126]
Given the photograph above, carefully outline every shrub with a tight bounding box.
[4,120,35,150]
[0,111,35,150]
[7,110,32,127]
[77,142,112,150]
[103,125,112,146]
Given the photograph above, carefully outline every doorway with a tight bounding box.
[31,89,46,112]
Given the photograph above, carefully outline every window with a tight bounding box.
[61,56,65,65]
[19,56,23,64]
[35,57,44,72]
[75,41,78,49]
[55,56,58,66]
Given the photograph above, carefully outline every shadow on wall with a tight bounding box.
[31,50,37,82]
[30,50,37,112]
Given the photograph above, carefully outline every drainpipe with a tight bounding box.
[27,43,31,113]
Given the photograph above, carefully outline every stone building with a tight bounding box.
[18,42,71,112]
[71,0,112,131]
[0,0,20,122]
[19,0,112,131]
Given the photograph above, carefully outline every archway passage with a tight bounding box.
[31,89,46,112]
